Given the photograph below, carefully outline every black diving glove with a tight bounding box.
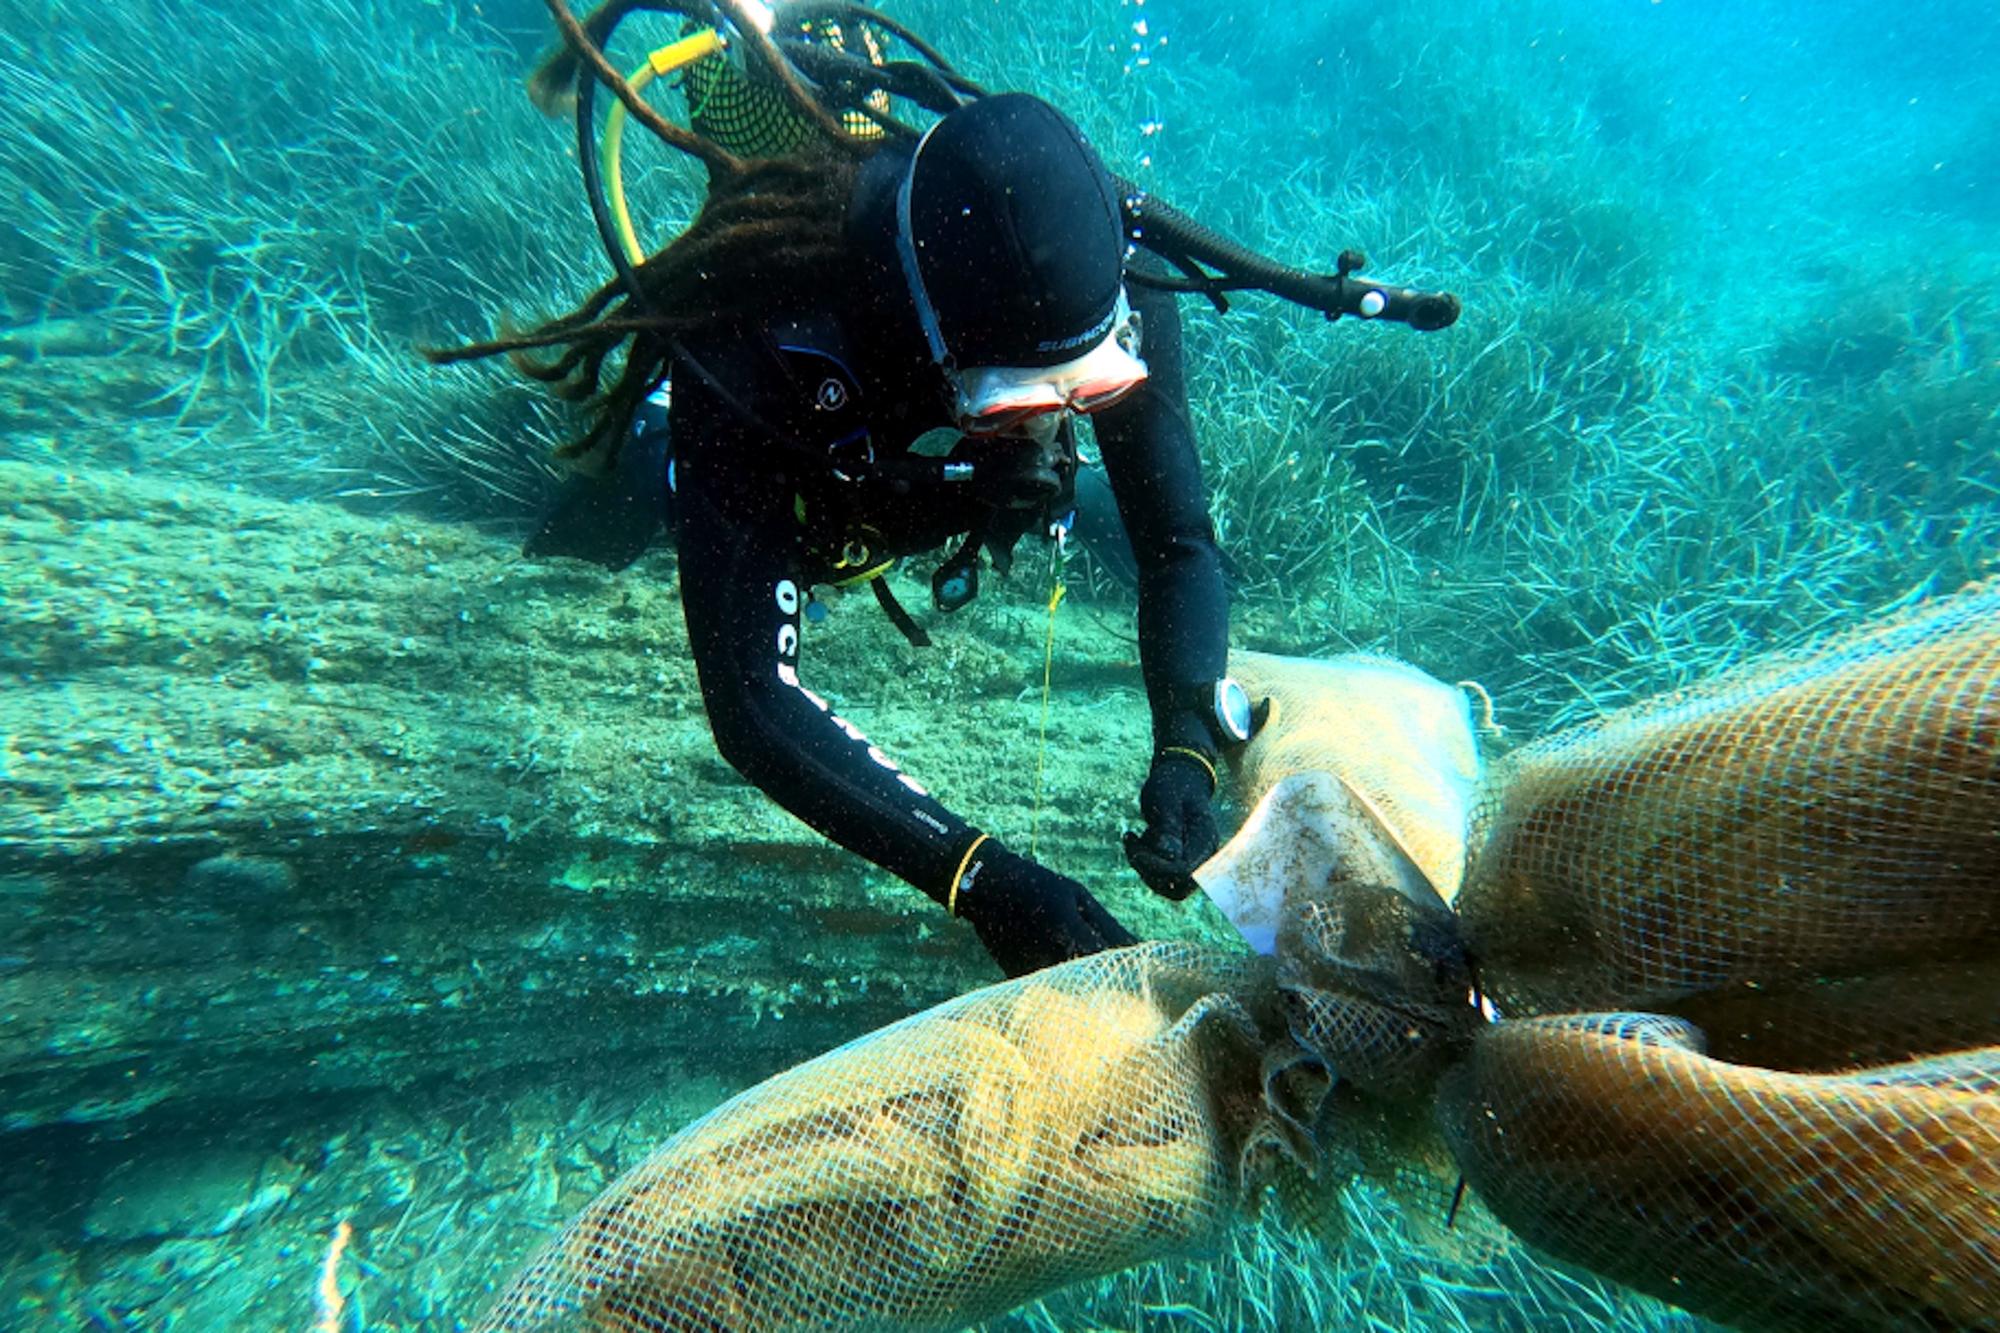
[954,843,1137,978]
[1122,749,1220,902]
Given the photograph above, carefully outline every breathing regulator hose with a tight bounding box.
[1118,188,1462,330]
[574,59,648,312]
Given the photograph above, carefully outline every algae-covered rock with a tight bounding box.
[85,1147,301,1241]
[183,854,298,898]
[0,460,1173,1131]
[0,316,117,360]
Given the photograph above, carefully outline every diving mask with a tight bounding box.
[950,292,1148,436]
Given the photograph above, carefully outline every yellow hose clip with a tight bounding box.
[829,540,893,587]
[650,29,725,77]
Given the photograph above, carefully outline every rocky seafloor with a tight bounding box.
[2,457,1228,1328]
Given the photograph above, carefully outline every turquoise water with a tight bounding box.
[1,0,1994,1328]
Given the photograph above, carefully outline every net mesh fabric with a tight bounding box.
[1227,651,1480,903]
[472,588,1999,1331]
[1425,581,2000,1328]
[683,20,887,161]
[1457,581,2000,1027]
[472,943,1274,1333]
[1438,1015,2000,1333]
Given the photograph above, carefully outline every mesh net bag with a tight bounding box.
[473,942,1282,1332]
[1438,1014,2000,1332]
[473,589,1999,1332]
[1227,651,1482,906]
[683,19,888,160]
[1230,587,2000,1330]
[1197,653,1480,954]
[1456,580,2000,1045]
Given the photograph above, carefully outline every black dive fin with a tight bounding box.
[524,427,672,571]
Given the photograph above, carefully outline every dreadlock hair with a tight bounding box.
[423,0,892,473]
[425,144,872,473]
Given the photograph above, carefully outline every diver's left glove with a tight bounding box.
[1122,748,1221,902]
[953,842,1137,978]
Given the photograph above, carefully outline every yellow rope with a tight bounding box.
[1028,545,1067,858]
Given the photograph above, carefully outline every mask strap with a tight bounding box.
[894,124,953,369]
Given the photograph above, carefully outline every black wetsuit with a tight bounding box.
[668,145,1228,911]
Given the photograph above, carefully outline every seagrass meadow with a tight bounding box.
[1,0,1994,1328]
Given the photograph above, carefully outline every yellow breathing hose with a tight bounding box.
[605,29,726,266]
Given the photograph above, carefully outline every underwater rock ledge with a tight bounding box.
[0,460,1161,1133]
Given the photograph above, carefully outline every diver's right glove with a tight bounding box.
[1122,748,1221,902]
[952,841,1137,978]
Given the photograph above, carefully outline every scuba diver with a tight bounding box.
[431,0,1457,977]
